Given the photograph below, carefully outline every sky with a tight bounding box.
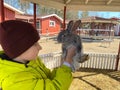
[79,11,120,18]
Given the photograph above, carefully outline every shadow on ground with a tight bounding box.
[77,68,120,82]
[70,68,120,90]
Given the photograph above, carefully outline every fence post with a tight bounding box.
[115,42,120,71]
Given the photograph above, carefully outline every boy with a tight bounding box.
[0,20,76,90]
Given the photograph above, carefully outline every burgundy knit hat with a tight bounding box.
[0,20,40,58]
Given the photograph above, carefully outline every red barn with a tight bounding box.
[0,3,24,22]
[16,14,63,35]
[38,14,63,35]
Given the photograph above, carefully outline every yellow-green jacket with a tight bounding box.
[0,52,72,90]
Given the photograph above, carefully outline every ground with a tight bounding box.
[38,37,120,90]
[69,69,120,90]
[39,37,120,55]
[0,37,120,90]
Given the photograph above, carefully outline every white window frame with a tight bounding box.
[36,21,40,29]
[49,20,55,27]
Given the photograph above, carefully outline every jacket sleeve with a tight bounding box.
[50,65,73,90]
[2,63,73,90]
[37,57,73,90]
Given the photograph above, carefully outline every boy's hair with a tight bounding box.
[0,20,40,58]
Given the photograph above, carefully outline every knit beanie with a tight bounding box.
[0,20,40,58]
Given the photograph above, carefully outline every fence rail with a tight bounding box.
[40,52,120,71]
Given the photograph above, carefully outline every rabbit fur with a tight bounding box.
[57,20,89,71]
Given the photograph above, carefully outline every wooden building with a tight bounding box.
[77,16,120,36]
[16,14,63,35]
[0,3,24,22]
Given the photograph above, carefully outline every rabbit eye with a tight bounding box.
[62,35,65,37]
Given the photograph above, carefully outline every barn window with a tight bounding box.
[49,20,55,27]
[36,21,41,34]
[36,21,40,29]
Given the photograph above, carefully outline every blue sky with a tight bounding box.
[89,11,120,18]
[79,11,120,18]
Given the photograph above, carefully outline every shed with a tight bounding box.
[38,14,63,35]
[16,14,63,35]
[78,16,119,36]
[0,3,24,22]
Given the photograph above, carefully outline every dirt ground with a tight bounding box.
[39,38,120,55]
[0,37,120,90]
[69,69,120,90]
[38,37,120,90]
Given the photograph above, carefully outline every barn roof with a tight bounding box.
[110,17,120,20]
[38,14,63,22]
[4,3,24,14]
[16,14,63,22]
[81,16,110,20]
[15,14,33,20]
[81,16,119,24]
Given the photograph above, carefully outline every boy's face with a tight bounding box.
[15,42,42,62]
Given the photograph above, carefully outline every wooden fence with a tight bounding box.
[40,52,120,71]
[40,53,61,69]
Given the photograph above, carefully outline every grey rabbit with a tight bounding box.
[57,20,89,71]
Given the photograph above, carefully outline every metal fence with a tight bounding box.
[40,52,120,71]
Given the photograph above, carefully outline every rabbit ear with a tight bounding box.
[66,20,74,31]
[71,20,81,33]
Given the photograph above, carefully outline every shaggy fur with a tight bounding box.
[57,20,89,71]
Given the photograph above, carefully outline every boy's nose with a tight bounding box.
[38,44,42,50]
